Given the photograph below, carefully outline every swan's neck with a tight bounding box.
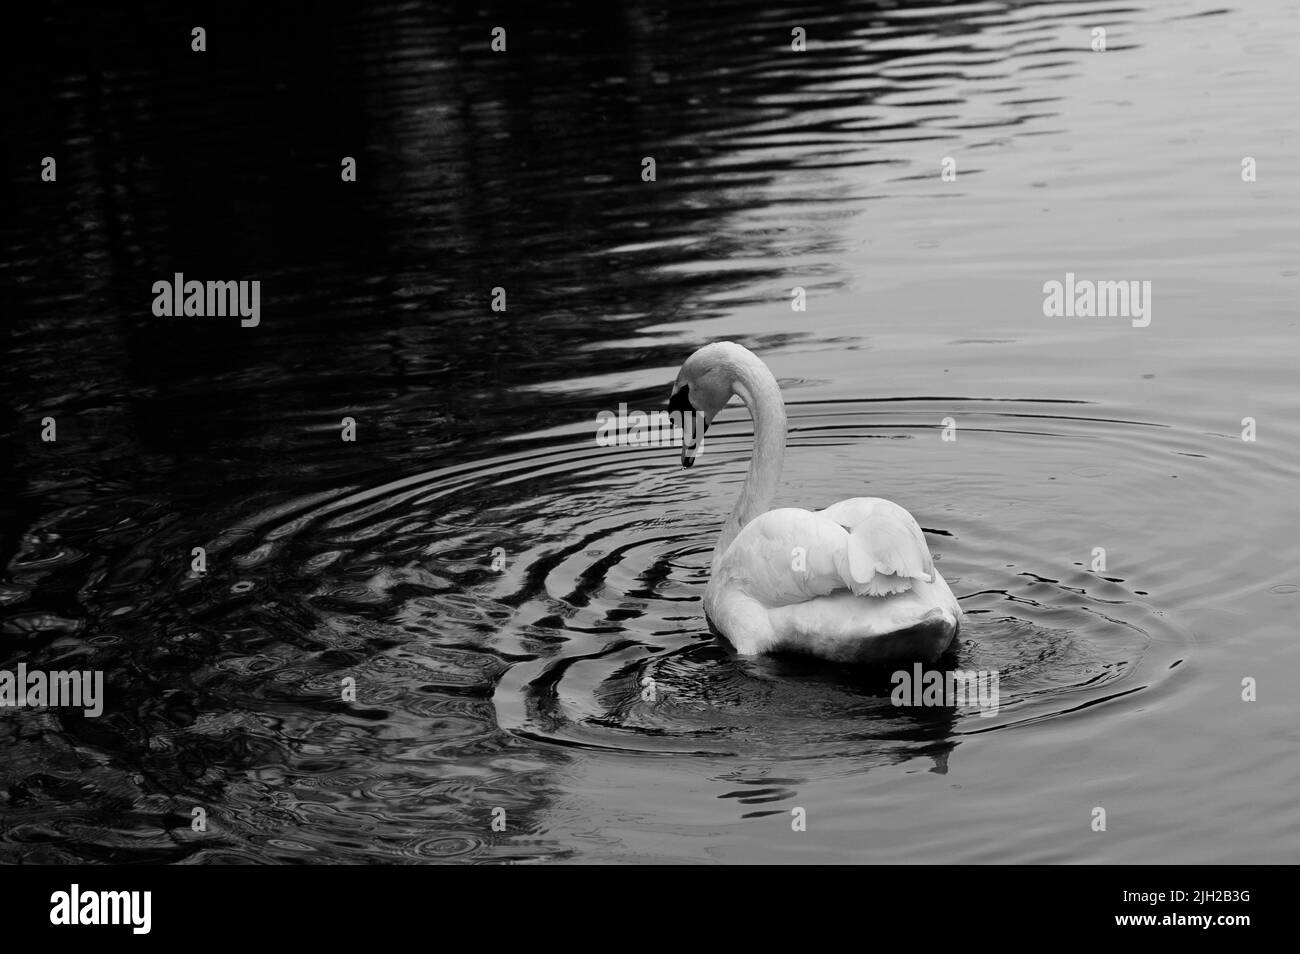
[714,357,786,569]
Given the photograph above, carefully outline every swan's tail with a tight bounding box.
[840,505,936,598]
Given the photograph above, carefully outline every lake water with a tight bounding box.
[2,0,1297,863]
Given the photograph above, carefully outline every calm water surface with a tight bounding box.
[2,0,1298,863]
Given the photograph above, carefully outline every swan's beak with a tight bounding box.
[682,422,707,468]
[668,386,708,468]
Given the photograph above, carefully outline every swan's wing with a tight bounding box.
[818,497,935,594]
[712,500,939,606]
[711,507,857,606]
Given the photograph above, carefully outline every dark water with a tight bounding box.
[2,0,1298,863]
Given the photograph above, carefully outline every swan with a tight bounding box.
[668,341,961,664]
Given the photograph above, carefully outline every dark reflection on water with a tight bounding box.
[3,0,1299,863]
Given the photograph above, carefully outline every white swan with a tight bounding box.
[668,341,961,664]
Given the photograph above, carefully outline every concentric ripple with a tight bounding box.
[210,398,1192,764]
[7,391,1287,862]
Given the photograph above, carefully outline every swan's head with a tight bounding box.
[668,341,756,467]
